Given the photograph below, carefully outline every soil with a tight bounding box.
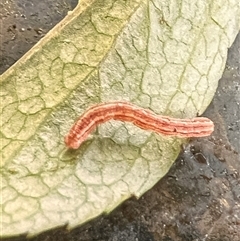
[1,1,240,240]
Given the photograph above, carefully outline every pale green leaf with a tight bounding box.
[0,0,239,237]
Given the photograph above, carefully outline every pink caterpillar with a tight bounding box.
[64,102,214,149]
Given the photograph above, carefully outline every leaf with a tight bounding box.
[0,0,239,237]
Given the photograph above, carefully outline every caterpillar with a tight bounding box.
[64,102,214,149]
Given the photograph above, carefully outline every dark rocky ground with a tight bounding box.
[1,1,240,240]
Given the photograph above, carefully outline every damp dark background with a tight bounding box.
[1,0,240,240]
